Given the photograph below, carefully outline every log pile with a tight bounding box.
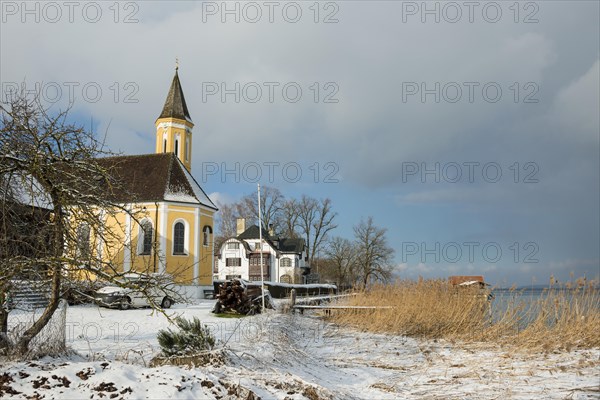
[212,279,274,315]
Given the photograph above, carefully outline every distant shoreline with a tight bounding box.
[493,286,600,291]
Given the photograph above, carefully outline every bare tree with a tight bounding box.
[0,90,176,357]
[213,199,255,249]
[280,198,300,238]
[215,202,238,239]
[1,93,114,355]
[297,196,338,267]
[233,199,255,226]
[0,172,55,350]
[353,217,394,288]
[240,186,284,233]
[323,236,357,287]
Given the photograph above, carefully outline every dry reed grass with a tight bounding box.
[330,279,600,351]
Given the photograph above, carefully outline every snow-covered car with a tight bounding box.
[94,273,175,310]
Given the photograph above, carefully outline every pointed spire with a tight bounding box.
[158,66,192,122]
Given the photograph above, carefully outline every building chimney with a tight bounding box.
[236,218,246,236]
[268,223,274,236]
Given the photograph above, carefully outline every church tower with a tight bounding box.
[155,66,194,172]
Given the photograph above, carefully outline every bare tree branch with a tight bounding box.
[353,217,395,288]
[297,196,338,267]
[1,88,180,358]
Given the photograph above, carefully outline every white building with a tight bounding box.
[215,219,307,283]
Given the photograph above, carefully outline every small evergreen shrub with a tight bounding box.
[157,317,215,357]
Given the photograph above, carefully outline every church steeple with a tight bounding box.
[158,67,192,122]
[155,65,194,172]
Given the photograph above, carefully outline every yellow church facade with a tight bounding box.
[78,68,217,297]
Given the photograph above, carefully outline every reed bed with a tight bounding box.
[330,279,600,351]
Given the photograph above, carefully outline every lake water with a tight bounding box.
[489,287,599,327]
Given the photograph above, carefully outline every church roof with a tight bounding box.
[96,153,217,210]
[157,69,192,123]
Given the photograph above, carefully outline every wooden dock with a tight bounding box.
[288,289,393,315]
[292,304,393,315]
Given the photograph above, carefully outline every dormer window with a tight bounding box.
[281,258,291,268]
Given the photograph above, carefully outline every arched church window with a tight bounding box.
[173,221,186,255]
[139,220,153,255]
[203,225,212,246]
[77,223,90,259]
[174,139,179,157]
[163,139,167,153]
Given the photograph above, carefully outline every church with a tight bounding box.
[90,67,218,299]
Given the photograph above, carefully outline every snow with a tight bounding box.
[1,172,53,210]
[163,189,198,204]
[179,163,217,209]
[230,279,337,290]
[163,162,218,208]
[266,282,337,290]
[458,280,481,286]
[1,302,599,399]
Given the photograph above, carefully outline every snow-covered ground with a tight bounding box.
[1,301,599,399]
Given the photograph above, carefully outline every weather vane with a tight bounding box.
[175,57,179,71]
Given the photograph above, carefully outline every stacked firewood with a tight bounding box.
[212,279,274,315]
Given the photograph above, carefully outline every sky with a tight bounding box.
[1,1,598,287]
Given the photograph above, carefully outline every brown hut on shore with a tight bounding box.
[449,275,488,288]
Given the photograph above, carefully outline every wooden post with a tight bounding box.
[290,288,296,313]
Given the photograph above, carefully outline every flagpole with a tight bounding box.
[257,183,265,311]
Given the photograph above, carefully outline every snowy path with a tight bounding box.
[1,302,598,399]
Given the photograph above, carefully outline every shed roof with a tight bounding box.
[449,276,485,286]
